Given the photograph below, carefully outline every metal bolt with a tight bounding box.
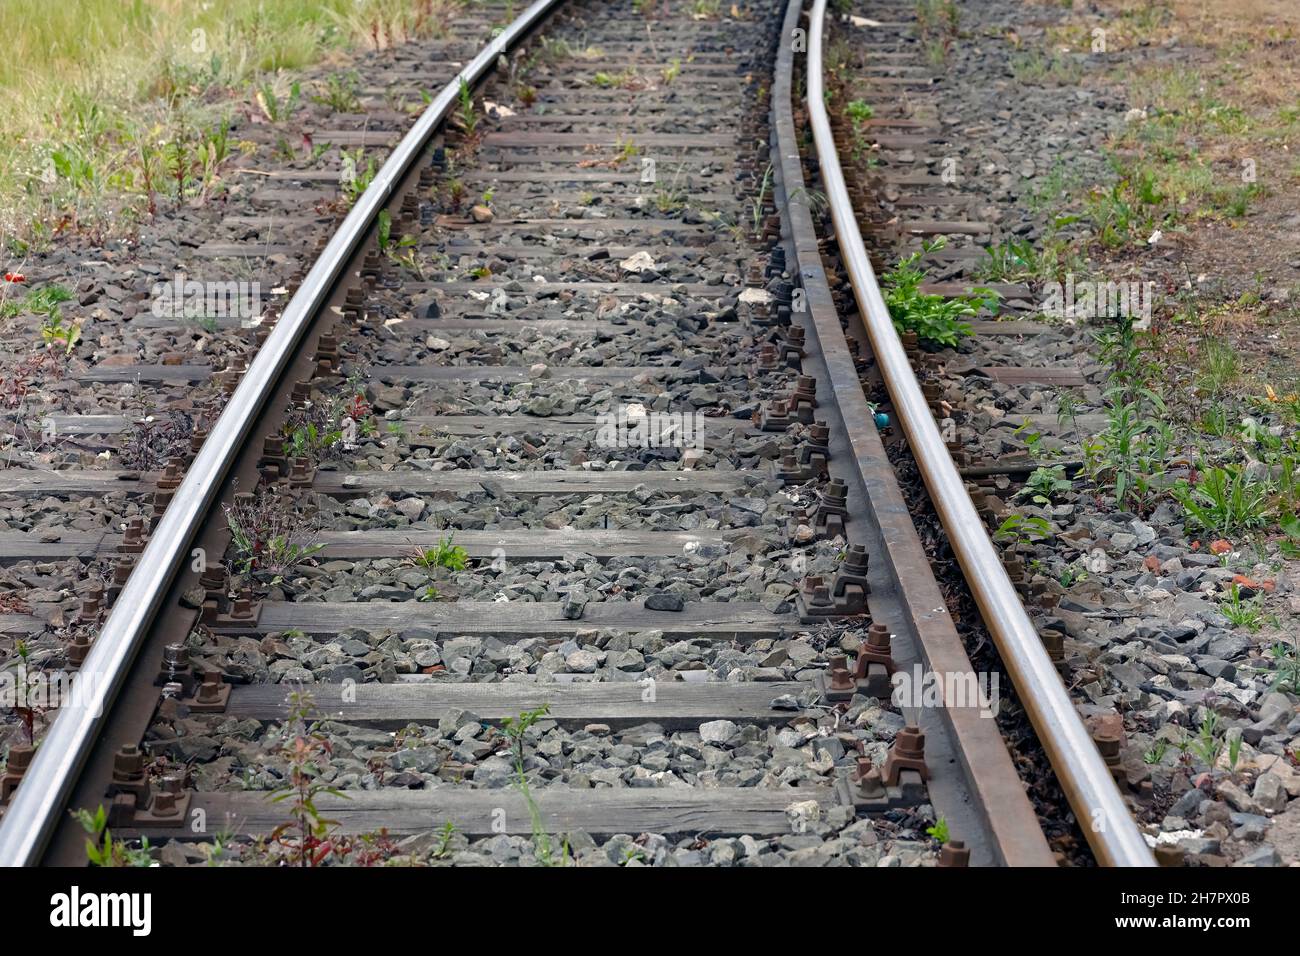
[828,655,855,693]
[883,725,929,786]
[112,745,145,784]
[196,669,225,704]
[938,841,971,867]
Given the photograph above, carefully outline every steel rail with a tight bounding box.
[805,0,1154,867]
[0,0,563,868]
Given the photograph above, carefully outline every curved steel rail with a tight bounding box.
[805,0,1154,866]
[0,0,563,867]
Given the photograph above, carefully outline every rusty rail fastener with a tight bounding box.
[157,457,185,491]
[938,841,971,867]
[288,457,314,489]
[260,435,288,482]
[824,655,856,702]
[796,543,868,620]
[108,556,135,601]
[804,477,849,540]
[850,756,885,803]
[758,397,798,433]
[781,325,806,368]
[65,630,92,669]
[883,725,929,786]
[185,668,231,714]
[150,490,174,527]
[856,621,896,698]
[799,421,831,479]
[343,287,365,323]
[1094,729,1127,787]
[78,584,104,623]
[790,375,817,424]
[117,517,146,554]
[109,744,150,806]
[0,744,34,803]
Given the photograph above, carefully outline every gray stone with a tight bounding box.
[644,592,685,612]
[1235,845,1280,867]
[699,719,738,744]
[1253,773,1289,813]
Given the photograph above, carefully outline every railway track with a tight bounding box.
[0,0,1155,868]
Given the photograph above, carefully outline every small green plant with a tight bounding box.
[433,821,458,859]
[376,209,416,258]
[1014,419,1049,460]
[456,78,477,135]
[498,705,569,866]
[341,148,378,205]
[914,0,959,64]
[750,163,774,237]
[845,99,873,124]
[1143,740,1168,765]
[977,237,1039,282]
[1188,711,1225,769]
[16,284,80,354]
[1264,637,1300,693]
[882,239,997,348]
[40,313,81,355]
[256,80,302,123]
[1058,562,1089,588]
[1219,584,1263,631]
[620,845,648,865]
[407,533,469,572]
[268,691,348,867]
[993,513,1053,548]
[613,136,639,166]
[843,100,875,162]
[1022,465,1072,504]
[1197,338,1239,397]
[223,494,323,580]
[313,71,362,113]
[1082,326,1172,517]
[9,639,40,744]
[661,58,681,84]
[75,806,153,867]
[1227,729,1243,773]
[21,283,74,318]
[925,816,950,844]
[1171,465,1273,537]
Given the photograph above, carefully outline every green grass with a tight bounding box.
[1010,50,1083,86]
[0,0,464,247]
[408,534,470,572]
